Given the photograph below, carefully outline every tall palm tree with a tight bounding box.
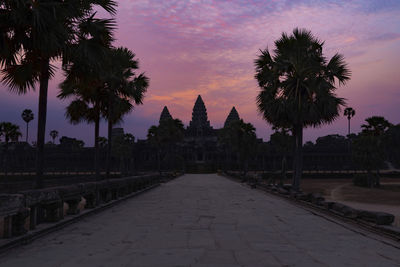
[0,122,22,176]
[49,130,58,144]
[344,107,355,136]
[0,0,117,188]
[21,109,34,143]
[104,47,149,177]
[255,28,351,191]
[59,17,115,180]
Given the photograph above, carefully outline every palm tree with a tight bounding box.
[59,17,115,180]
[49,130,58,144]
[21,109,34,143]
[359,116,392,186]
[104,47,149,177]
[255,28,351,191]
[361,116,392,136]
[344,107,355,136]
[0,0,117,188]
[0,122,22,176]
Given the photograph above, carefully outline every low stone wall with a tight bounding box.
[0,173,179,239]
[223,171,397,228]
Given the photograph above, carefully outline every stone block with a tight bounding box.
[277,187,289,195]
[0,194,24,217]
[359,210,395,225]
[330,202,359,219]
[22,188,61,207]
[310,193,325,205]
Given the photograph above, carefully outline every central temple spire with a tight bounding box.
[187,95,213,136]
[191,95,209,126]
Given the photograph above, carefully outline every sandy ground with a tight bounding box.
[301,179,400,227]
[1,174,400,267]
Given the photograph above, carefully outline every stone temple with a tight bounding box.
[136,95,242,172]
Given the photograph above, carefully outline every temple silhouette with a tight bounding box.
[147,95,242,172]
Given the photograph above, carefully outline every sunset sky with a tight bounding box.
[1,0,400,146]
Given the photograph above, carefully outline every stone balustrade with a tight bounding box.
[0,173,176,239]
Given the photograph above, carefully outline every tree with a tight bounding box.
[112,133,135,174]
[255,28,350,191]
[58,16,115,180]
[58,33,113,179]
[344,107,355,137]
[0,122,22,143]
[352,133,384,187]
[269,126,294,184]
[361,116,392,136]
[219,119,257,176]
[384,124,400,169]
[147,118,185,174]
[0,122,22,176]
[59,136,85,149]
[49,130,58,144]
[0,0,117,188]
[103,47,149,177]
[358,116,393,186]
[21,109,34,143]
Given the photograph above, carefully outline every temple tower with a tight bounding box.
[224,106,240,128]
[187,95,213,137]
[159,106,173,124]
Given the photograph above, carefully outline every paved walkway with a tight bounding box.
[1,174,400,267]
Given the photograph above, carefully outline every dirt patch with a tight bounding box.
[301,178,400,205]
[301,178,400,227]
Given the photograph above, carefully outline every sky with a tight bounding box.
[1,0,400,146]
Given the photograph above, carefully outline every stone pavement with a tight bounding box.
[1,174,400,267]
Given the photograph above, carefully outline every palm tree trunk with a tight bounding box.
[35,59,50,189]
[348,118,351,136]
[106,118,112,178]
[106,97,113,178]
[375,168,380,187]
[291,126,297,183]
[293,124,303,191]
[281,155,287,186]
[347,118,351,152]
[3,140,8,177]
[26,122,29,143]
[243,159,249,176]
[94,115,100,180]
